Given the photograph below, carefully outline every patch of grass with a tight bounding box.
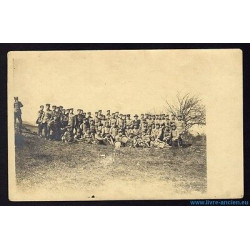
[15,132,207,197]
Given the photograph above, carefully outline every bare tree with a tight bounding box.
[165,92,206,131]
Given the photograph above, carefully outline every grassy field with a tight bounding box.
[14,124,207,200]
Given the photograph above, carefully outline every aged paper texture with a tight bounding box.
[8,49,243,201]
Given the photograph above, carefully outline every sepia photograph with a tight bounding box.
[8,49,243,201]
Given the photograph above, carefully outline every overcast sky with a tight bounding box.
[10,49,239,132]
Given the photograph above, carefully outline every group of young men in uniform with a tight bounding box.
[36,104,185,148]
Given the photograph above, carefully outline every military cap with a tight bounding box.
[87,112,91,114]
[60,106,63,109]
[107,110,110,112]
[115,111,119,114]
[77,109,81,112]
[46,104,50,106]
[98,110,102,112]
[134,114,138,117]
[52,105,56,108]
[40,105,44,108]
[127,114,130,117]
[95,112,98,114]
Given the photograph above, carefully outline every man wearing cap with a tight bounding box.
[116,114,123,129]
[140,120,147,132]
[171,124,181,146]
[14,97,23,133]
[163,127,172,146]
[110,113,117,127]
[89,120,96,137]
[176,114,185,131]
[62,126,74,143]
[60,108,65,122]
[51,105,56,118]
[61,109,69,128]
[36,105,45,137]
[156,123,163,141]
[114,130,123,143]
[110,124,118,140]
[146,115,153,127]
[176,114,185,145]
[59,106,63,115]
[106,110,111,119]
[52,106,62,140]
[75,109,84,136]
[97,110,102,119]
[165,115,171,128]
[140,114,145,122]
[94,112,99,125]
[42,104,52,139]
[95,130,107,145]
[114,112,119,119]
[86,112,93,123]
[133,114,140,129]
[68,108,75,132]
[125,114,130,127]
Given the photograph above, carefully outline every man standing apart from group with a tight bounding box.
[14,97,23,133]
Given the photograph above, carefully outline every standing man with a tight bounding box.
[75,109,84,136]
[14,97,23,133]
[36,105,45,137]
[68,108,75,132]
[133,114,140,129]
[43,104,52,139]
[106,110,111,120]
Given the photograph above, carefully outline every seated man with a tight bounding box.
[83,129,94,144]
[150,135,163,148]
[114,130,123,143]
[110,125,119,141]
[102,124,114,145]
[141,131,151,148]
[74,130,84,141]
[95,131,107,145]
[61,126,74,143]
[163,127,172,146]
[136,134,144,147]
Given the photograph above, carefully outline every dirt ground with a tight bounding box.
[14,126,207,200]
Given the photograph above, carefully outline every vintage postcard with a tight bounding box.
[8,49,243,201]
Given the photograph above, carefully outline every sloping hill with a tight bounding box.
[15,132,207,200]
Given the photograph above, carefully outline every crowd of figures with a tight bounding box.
[36,104,186,148]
